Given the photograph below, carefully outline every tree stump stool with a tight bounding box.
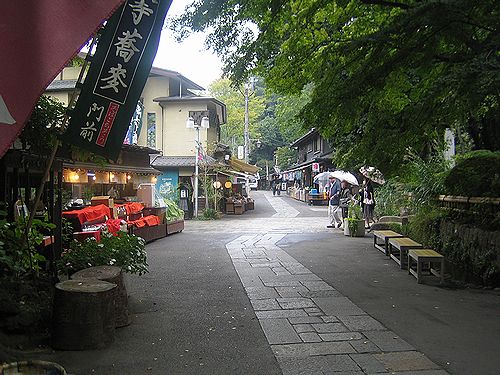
[52,280,116,350]
[71,266,130,327]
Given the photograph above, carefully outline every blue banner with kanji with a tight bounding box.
[62,0,172,160]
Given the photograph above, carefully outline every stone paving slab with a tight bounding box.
[349,353,388,373]
[363,331,415,352]
[225,230,448,375]
[312,323,350,333]
[289,316,324,324]
[251,298,281,311]
[263,280,304,287]
[313,297,367,316]
[321,316,341,323]
[272,342,357,357]
[261,274,323,283]
[319,332,364,342]
[300,289,343,298]
[246,286,280,299]
[293,323,315,333]
[259,318,302,345]
[374,351,441,372]
[301,280,336,291]
[277,354,360,374]
[276,286,309,298]
[256,309,308,319]
[349,339,383,354]
[298,332,322,343]
[338,315,386,331]
[388,371,449,375]
[277,297,317,309]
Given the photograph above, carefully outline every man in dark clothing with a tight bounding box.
[326,176,341,228]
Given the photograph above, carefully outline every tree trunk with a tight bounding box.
[52,280,116,350]
[71,265,130,327]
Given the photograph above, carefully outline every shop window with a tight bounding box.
[147,112,156,148]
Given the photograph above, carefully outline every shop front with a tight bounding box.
[61,145,177,243]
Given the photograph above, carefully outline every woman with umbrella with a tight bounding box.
[330,171,359,228]
[359,166,385,229]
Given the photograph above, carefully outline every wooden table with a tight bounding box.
[408,249,444,284]
[388,237,423,269]
[373,230,405,255]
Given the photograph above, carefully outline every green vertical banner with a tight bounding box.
[62,0,172,161]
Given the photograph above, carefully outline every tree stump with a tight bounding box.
[52,280,116,350]
[71,266,130,327]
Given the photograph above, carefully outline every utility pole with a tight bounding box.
[244,82,250,163]
[194,125,200,218]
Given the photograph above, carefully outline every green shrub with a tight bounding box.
[200,208,220,220]
[58,232,148,275]
[444,151,500,197]
[375,149,450,217]
[406,208,447,249]
[374,180,408,216]
[454,149,500,163]
[346,202,363,236]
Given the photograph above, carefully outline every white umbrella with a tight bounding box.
[331,170,359,186]
[313,171,334,185]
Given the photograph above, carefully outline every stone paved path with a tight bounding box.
[265,194,300,218]
[226,231,449,375]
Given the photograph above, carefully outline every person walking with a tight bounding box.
[361,177,375,229]
[326,176,341,228]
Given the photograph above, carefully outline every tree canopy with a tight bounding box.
[208,78,265,155]
[173,0,499,175]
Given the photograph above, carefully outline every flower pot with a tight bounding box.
[1,361,67,375]
[343,219,365,237]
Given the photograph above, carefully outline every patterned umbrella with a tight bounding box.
[359,166,385,185]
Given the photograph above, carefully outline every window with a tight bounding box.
[307,141,313,152]
[147,112,156,148]
[314,136,320,152]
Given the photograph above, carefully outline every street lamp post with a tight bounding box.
[186,115,209,218]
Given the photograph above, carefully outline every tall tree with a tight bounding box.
[173,0,499,175]
[208,78,265,155]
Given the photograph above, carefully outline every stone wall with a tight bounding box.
[439,219,500,286]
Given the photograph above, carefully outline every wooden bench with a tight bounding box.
[408,249,444,284]
[388,237,423,269]
[373,230,405,255]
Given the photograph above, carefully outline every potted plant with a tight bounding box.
[344,201,365,237]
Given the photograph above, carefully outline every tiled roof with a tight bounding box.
[46,79,77,91]
[151,155,217,168]
[290,128,318,147]
[122,144,161,154]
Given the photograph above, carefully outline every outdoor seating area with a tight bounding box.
[372,229,445,284]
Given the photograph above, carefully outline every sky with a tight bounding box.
[153,0,223,90]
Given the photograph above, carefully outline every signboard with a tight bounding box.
[156,170,178,201]
[237,145,244,160]
[312,162,320,172]
[62,0,172,161]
